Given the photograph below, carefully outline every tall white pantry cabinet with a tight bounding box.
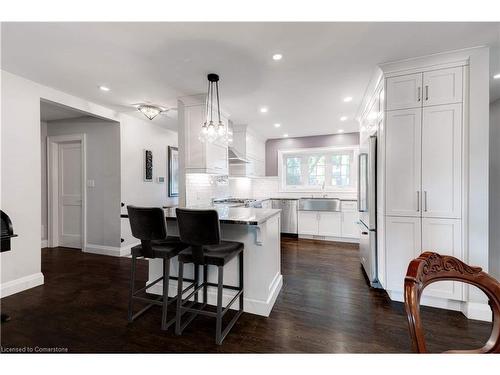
[382,63,467,303]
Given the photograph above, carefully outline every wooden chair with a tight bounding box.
[404,252,500,353]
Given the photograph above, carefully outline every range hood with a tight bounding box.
[228,146,249,164]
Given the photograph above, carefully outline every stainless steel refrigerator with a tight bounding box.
[358,135,381,288]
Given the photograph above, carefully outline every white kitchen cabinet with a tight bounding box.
[386,73,422,111]
[422,67,463,107]
[341,211,359,238]
[421,104,462,218]
[180,101,229,175]
[298,211,319,235]
[385,108,422,217]
[298,207,357,240]
[385,216,421,292]
[318,212,341,237]
[421,218,463,300]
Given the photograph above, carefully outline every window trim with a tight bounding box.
[278,146,359,192]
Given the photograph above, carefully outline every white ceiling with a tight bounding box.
[2,22,500,139]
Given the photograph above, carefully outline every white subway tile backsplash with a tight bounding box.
[185,174,230,205]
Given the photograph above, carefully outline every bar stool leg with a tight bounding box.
[161,258,171,330]
[175,261,184,335]
[215,265,224,345]
[194,264,200,304]
[128,255,137,322]
[203,264,208,305]
[239,252,244,313]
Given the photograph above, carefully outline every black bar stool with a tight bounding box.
[174,208,244,345]
[127,206,194,330]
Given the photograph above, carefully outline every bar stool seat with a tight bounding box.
[178,241,243,266]
[131,237,186,258]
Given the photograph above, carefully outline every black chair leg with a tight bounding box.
[215,265,224,345]
[194,264,200,304]
[175,261,184,335]
[128,255,137,322]
[239,252,244,312]
[203,264,208,304]
[161,258,171,330]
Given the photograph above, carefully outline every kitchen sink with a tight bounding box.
[298,198,341,212]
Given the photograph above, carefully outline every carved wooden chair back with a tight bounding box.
[404,252,500,353]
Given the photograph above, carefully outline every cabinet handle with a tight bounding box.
[416,191,420,212]
[424,191,428,212]
[417,87,421,102]
[425,85,429,101]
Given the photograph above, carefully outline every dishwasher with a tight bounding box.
[271,199,298,235]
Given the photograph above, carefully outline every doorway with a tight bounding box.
[47,134,87,249]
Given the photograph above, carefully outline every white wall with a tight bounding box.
[490,99,500,280]
[42,117,121,248]
[1,70,177,296]
[120,115,178,250]
[41,121,48,243]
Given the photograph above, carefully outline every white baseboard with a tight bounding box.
[0,272,45,298]
[299,234,360,244]
[119,242,140,258]
[386,290,493,322]
[41,239,48,248]
[85,243,130,257]
[465,302,493,322]
[147,273,283,317]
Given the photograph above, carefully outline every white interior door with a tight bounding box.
[385,108,422,217]
[421,104,462,218]
[58,141,83,248]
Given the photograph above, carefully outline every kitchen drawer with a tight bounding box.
[341,201,358,212]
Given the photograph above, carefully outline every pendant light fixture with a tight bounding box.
[199,73,226,143]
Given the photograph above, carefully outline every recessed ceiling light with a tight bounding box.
[494,73,500,80]
[98,85,110,92]
[274,123,281,128]
[272,54,283,61]
[260,107,268,113]
[343,96,353,102]
[340,116,348,121]
[338,129,344,133]
[283,133,289,138]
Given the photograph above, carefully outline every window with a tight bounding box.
[279,146,358,192]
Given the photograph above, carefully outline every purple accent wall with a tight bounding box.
[265,132,360,176]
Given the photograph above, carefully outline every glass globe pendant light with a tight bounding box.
[199,73,226,143]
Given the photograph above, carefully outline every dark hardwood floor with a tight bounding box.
[0,238,492,353]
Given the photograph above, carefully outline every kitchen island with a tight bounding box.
[144,206,283,317]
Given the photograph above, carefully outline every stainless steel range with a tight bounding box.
[212,198,257,208]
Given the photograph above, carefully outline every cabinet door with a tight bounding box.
[421,218,463,300]
[423,67,463,107]
[385,216,421,292]
[341,211,359,239]
[298,211,318,235]
[385,108,422,217]
[318,212,341,237]
[422,104,461,218]
[386,73,423,111]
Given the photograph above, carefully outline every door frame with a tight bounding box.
[47,134,87,250]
